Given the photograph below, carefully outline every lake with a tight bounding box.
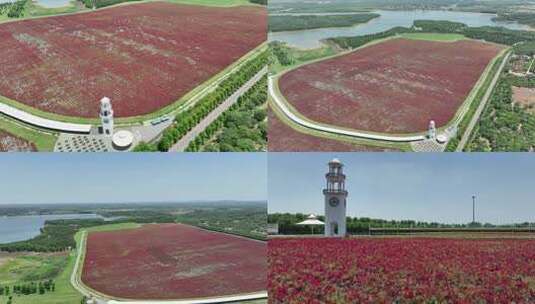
[0,213,103,244]
[269,10,532,49]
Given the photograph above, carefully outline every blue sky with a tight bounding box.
[269,153,535,225]
[0,153,266,204]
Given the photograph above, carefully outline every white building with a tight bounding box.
[323,158,348,237]
[428,120,437,140]
[99,97,114,136]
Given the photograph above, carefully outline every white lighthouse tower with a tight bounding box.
[100,97,114,136]
[428,120,437,140]
[323,158,348,237]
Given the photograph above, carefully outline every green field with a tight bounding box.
[0,115,57,151]
[400,32,466,42]
[0,254,67,286]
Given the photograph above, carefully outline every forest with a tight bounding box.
[468,75,535,152]
[269,13,379,32]
[186,77,267,152]
[0,0,27,18]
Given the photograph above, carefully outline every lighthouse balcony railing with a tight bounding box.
[325,173,345,179]
[323,189,348,195]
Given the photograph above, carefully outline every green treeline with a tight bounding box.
[249,0,266,5]
[269,13,379,32]
[493,12,535,28]
[185,76,267,152]
[0,280,55,297]
[135,50,268,152]
[0,0,27,18]
[269,213,535,235]
[514,41,535,56]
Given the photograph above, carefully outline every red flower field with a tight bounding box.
[269,238,535,303]
[267,109,396,151]
[279,38,504,133]
[0,130,36,151]
[82,224,266,300]
[0,2,266,118]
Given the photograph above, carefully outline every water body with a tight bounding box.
[0,213,103,244]
[35,0,72,8]
[269,10,531,49]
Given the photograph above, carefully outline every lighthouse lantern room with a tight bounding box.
[323,158,348,237]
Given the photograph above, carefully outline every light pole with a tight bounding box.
[472,195,476,224]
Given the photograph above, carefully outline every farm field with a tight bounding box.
[82,223,267,300]
[0,129,37,151]
[267,109,398,151]
[0,1,266,119]
[269,238,535,303]
[278,38,504,134]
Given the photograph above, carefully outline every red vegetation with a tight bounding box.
[279,39,504,133]
[0,130,36,151]
[269,238,535,303]
[268,109,395,151]
[0,2,266,118]
[82,224,266,300]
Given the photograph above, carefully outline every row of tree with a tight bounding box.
[185,77,267,152]
[135,50,268,152]
[0,280,55,296]
[269,213,535,235]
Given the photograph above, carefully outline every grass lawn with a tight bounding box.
[0,115,57,151]
[0,254,67,286]
[24,1,84,17]
[400,32,466,42]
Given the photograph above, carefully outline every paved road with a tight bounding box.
[170,67,268,152]
[0,102,91,133]
[456,52,511,151]
[268,75,426,143]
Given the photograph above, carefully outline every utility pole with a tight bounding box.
[472,195,476,224]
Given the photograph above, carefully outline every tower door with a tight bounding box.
[330,222,338,235]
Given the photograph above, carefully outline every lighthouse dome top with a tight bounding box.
[329,158,342,165]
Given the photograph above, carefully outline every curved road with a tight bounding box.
[71,231,267,304]
[268,76,426,142]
